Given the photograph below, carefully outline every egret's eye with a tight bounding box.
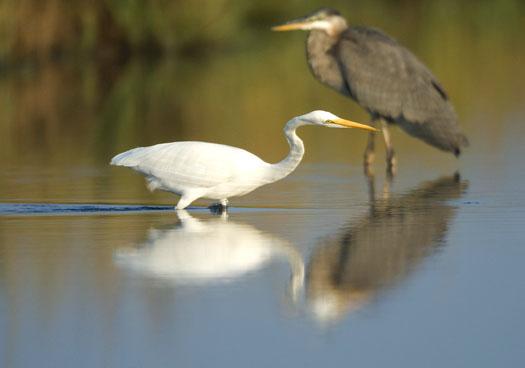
[326,120,334,124]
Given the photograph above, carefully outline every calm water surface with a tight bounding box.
[1,7,525,366]
[2,139,525,367]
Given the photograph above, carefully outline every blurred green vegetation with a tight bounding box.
[1,0,523,66]
[0,0,524,172]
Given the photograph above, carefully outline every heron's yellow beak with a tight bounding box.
[332,119,378,132]
[271,22,309,32]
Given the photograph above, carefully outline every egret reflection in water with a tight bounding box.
[114,211,305,300]
[306,174,468,323]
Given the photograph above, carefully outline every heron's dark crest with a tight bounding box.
[306,7,342,19]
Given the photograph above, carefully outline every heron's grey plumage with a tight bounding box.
[283,8,469,156]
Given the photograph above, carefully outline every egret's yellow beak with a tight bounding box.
[271,22,309,32]
[332,119,378,132]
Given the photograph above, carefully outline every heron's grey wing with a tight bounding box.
[338,27,467,152]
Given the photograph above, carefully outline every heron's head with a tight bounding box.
[297,110,377,131]
[272,8,348,36]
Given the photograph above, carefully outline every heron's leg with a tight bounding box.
[364,168,377,217]
[364,166,375,203]
[382,171,393,200]
[381,121,397,176]
[363,118,377,170]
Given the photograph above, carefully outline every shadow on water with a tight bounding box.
[114,210,305,300]
[305,174,468,324]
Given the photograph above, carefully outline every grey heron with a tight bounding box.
[273,8,469,174]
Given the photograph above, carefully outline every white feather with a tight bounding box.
[111,141,271,200]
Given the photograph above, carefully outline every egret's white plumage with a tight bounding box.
[110,110,376,209]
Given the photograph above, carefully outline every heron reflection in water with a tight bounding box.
[306,174,468,324]
[273,8,469,175]
[114,211,305,301]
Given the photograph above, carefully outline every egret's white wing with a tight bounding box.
[111,141,267,190]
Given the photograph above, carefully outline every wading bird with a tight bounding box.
[110,110,376,211]
[272,8,468,174]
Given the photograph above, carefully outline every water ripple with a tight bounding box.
[0,203,174,216]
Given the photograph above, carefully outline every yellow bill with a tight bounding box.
[332,118,378,132]
[271,23,308,32]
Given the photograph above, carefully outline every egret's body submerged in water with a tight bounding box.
[111,110,376,210]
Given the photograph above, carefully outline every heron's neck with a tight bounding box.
[266,119,306,183]
[306,30,351,96]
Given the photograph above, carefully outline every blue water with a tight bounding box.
[1,146,525,368]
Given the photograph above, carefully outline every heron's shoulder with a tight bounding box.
[343,26,399,46]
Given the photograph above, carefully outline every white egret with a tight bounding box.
[110,110,376,210]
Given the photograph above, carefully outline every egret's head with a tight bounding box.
[272,8,347,36]
[297,110,377,131]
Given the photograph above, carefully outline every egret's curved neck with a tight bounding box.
[266,118,306,183]
[287,247,305,303]
[274,243,305,303]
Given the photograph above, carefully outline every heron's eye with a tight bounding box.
[326,120,334,124]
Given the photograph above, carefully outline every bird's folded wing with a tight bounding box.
[337,27,466,151]
[338,27,454,123]
[112,141,265,188]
